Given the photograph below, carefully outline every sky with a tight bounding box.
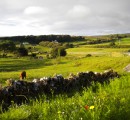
[0,0,130,36]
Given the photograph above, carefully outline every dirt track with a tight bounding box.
[123,64,130,72]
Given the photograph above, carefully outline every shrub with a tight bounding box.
[109,41,116,47]
[39,41,62,48]
[63,43,74,48]
[86,54,92,57]
[31,53,37,57]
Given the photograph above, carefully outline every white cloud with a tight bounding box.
[24,6,49,15]
[67,5,90,19]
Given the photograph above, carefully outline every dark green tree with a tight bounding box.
[58,47,67,56]
[50,47,58,58]
[50,47,67,58]
[16,47,28,56]
[0,40,16,52]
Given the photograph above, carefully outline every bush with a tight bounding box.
[31,53,37,57]
[63,43,74,48]
[109,42,116,47]
[39,41,62,48]
[86,54,92,57]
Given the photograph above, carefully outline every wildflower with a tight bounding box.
[90,106,94,109]
[84,105,89,110]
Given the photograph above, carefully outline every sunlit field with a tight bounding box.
[0,55,130,83]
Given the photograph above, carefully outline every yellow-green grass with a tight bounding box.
[67,47,129,52]
[22,44,51,53]
[116,37,130,45]
[0,55,130,84]
[67,47,129,57]
[34,45,50,52]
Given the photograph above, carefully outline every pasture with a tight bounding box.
[0,54,130,83]
[0,37,130,119]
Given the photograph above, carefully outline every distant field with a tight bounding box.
[117,37,130,45]
[67,47,129,57]
[67,47,129,52]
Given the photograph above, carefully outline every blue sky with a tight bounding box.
[0,0,130,36]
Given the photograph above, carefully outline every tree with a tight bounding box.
[58,47,67,56]
[0,40,16,52]
[50,47,67,58]
[16,47,28,56]
[50,47,58,58]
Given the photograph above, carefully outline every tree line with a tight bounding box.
[0,39,70,58]
[86,34,129,45]
[0,35,84,44]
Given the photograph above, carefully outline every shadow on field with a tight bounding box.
[0,58,46,72]
[0,58,68,72]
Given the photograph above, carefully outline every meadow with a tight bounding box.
[0,37,130,119]
[0,55,130,83]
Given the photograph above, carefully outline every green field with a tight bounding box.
[0,37,130,119]
[0,55,130,83]
[118,37,130,45]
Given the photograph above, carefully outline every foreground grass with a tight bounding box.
[0,75,130,120]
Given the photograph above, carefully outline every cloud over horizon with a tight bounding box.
[0,0,130,36]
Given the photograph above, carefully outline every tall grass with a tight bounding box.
[0,75,130,120]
